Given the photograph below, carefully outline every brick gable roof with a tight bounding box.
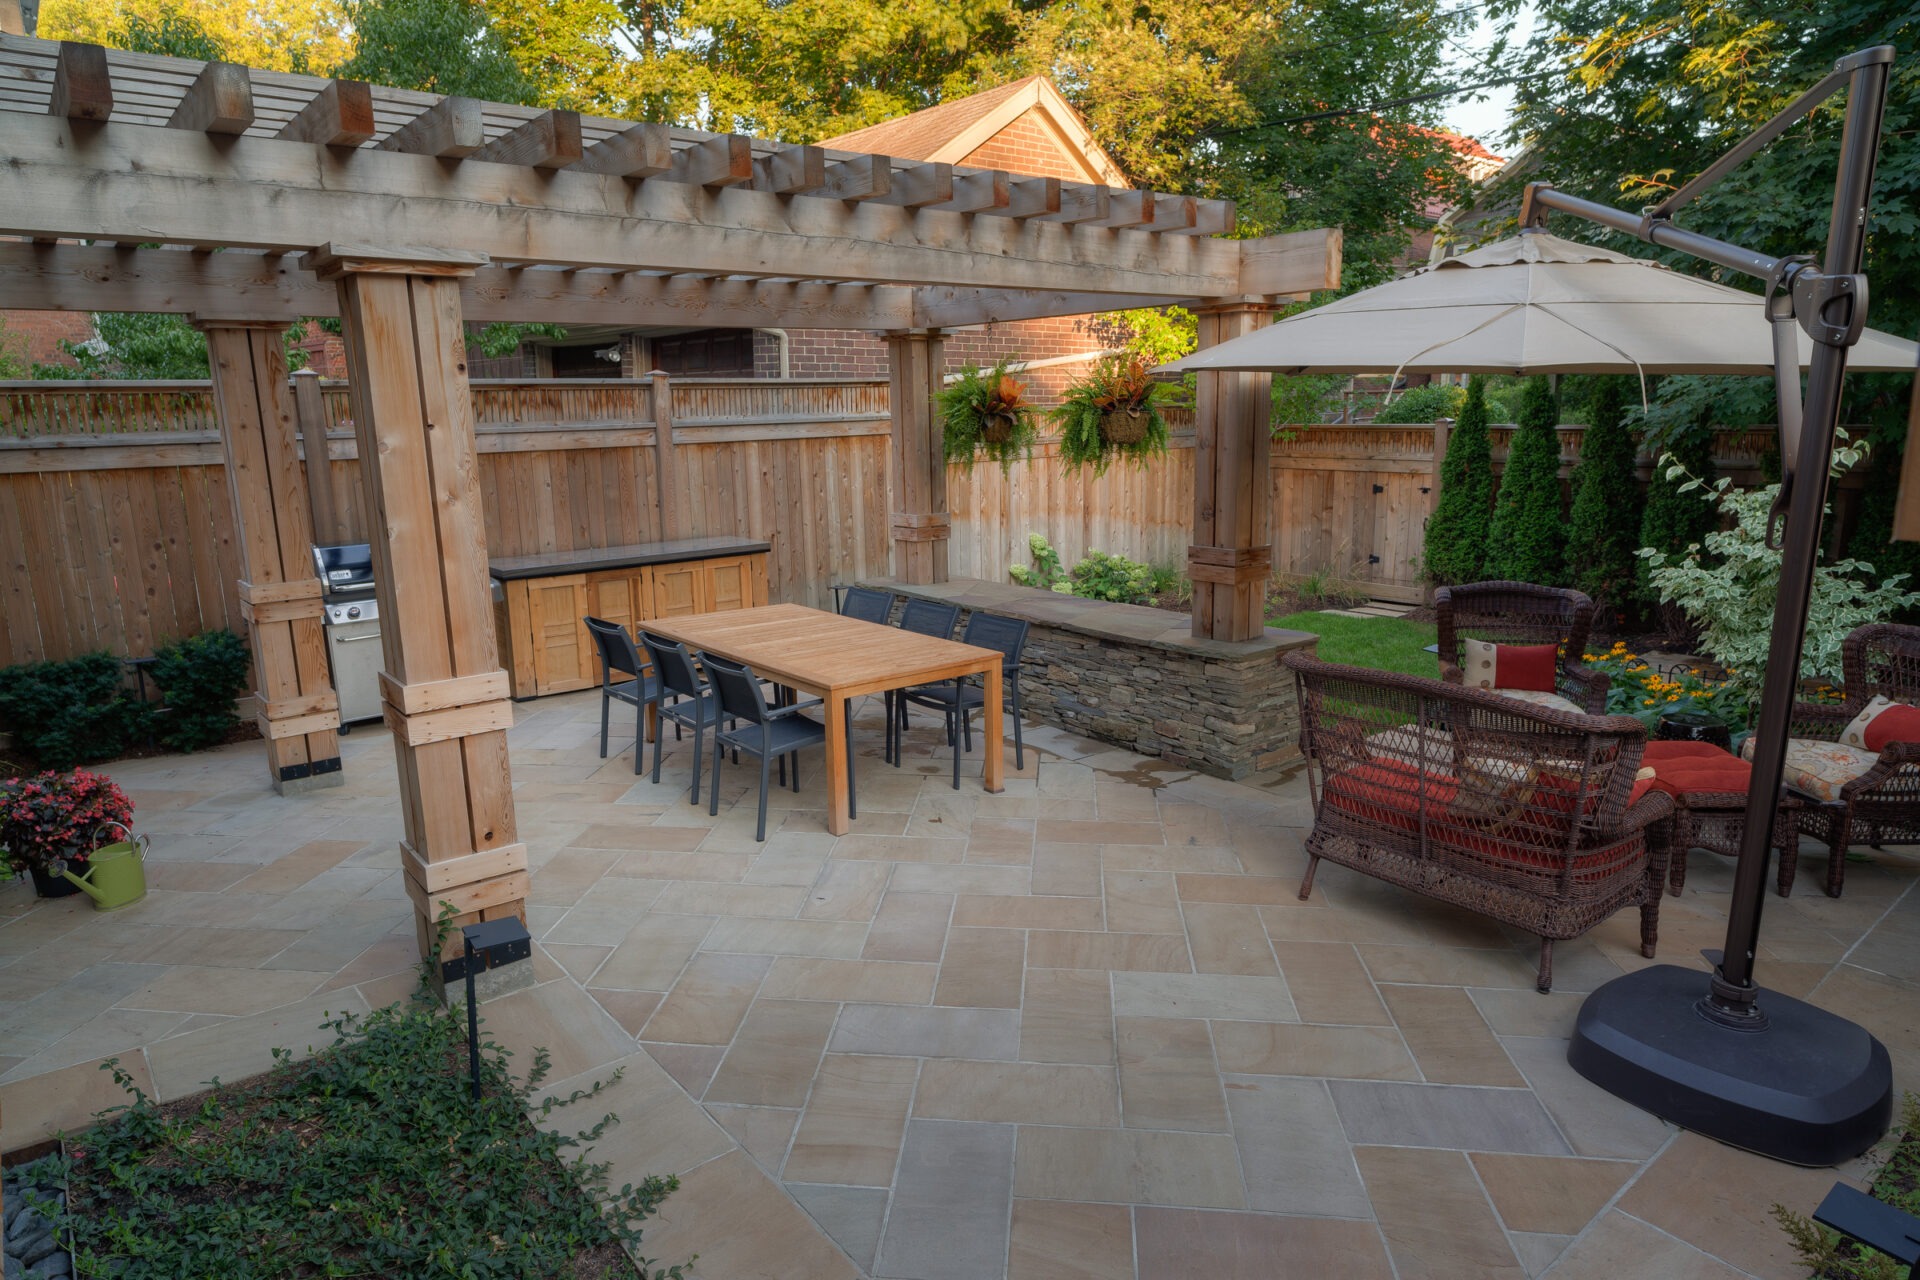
[816,77,1129,187]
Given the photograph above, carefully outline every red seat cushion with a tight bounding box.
[1431,817,1645,884]
[1323,760,1457,834]
[1639,740,1750,798]
[1642,741,1735,766]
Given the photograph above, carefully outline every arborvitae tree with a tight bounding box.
[1564,379,1643,615]
[1637,425,1718,614]
[1486,377,1566,584]
[1421,376,1494,585]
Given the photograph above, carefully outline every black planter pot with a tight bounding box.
[1656,710,1733,752]
[28,864,82,899]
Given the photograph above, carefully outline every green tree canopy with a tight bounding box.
[1489,0,1919,433]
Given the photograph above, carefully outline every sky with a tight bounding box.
[1437,4,1535,153]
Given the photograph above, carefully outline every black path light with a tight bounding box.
[1539,46,1898,1166]
[448,917,533,1101]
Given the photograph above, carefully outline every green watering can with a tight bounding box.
[60,823,148,911]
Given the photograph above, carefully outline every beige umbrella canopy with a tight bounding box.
[1165,230,1919,378]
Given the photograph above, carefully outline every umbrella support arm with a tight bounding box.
[1551,44,1901,1167]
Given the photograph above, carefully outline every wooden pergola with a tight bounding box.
[0,33,1339,970]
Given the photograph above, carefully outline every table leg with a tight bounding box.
[825,690,851,835]
[981,662,1004,795]
[643,701,658,745]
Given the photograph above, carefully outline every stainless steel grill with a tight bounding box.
[312,543,383,727]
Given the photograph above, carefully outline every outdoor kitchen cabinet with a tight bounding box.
[490,538,771,699]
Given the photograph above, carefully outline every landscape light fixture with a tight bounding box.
[448,917,533,1101]
[1530,46,1897,1166]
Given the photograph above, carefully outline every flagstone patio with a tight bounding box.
[4,689,1918,1279]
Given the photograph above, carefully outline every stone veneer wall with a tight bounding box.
[863,578,1318,780]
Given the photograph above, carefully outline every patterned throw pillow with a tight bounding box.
[1839,695,1920,753]
[1461,639,1560,694]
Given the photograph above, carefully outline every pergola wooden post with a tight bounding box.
[198,320,343,792]
[887,329,949,585]
[308,245,527,978]
[1188,303,1278,641]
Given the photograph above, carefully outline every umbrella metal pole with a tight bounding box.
[1539,46,1899,1165]
[1715,52,1889,1014]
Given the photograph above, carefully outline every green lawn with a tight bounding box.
[1271,611,1440,677]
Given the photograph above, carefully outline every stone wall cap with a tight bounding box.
[862,577,1319,660]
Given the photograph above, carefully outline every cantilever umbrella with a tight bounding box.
[1164,230,1919,383]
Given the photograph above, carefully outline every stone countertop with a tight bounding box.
[860,577,1318,661]
[489,536,771,581]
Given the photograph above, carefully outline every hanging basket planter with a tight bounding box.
[981,411,1017,444]
[938,358,1038,472]
[1099,407,1150,445]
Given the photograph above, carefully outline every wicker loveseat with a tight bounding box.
[1747,623,1920,897]
[1434,580,1610,714]
[1286,652,1672,991]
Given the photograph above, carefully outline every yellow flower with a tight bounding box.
[1667,693,1681,701]
[1643,698,1657,707]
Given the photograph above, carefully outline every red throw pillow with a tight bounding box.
[1628,775,1655,806]
[1496,643,1560,693]
[1865,704,1920,753]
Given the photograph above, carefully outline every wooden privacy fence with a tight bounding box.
[0,377,891,666]
[952,416,1790,604]
[0,375,1808,664]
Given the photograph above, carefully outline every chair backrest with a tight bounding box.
[584,616,645,682]
[639,630,704,699]
[840,587,895,624]
[961,612,1029,672]
[899,598,960,640]
[1845,623,1920,710]
[700,652,771,727]
[1434,581,1594,666]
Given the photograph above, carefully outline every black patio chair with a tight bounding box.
[895,611,1029,783]
[584,616,662,775]
[887,598,962,764]
[838,586,896,624]
[702,652,855,841]
[639,629,732,805]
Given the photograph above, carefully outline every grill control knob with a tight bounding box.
[347,606,361,620]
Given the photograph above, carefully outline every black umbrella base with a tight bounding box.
[1569,964,1892,1167]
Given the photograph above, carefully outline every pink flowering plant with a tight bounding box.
[0,768,134,876]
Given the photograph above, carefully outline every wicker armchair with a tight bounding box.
[1434,581,1610,714]
[1759,623,1920,897]
[1286,652,1672,991]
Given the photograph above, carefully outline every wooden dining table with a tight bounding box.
[641,603,1005,834]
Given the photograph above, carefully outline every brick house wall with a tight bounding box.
[0,309,93,370]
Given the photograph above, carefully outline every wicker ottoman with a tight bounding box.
[1666,785,1805,898]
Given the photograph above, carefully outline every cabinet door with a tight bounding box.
[526,575,590,694]
[705,556,752,613]
[585,571,644,634]
[650,562,707,618]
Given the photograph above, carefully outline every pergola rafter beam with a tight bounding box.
[376,95,483,157]
[167,61,253,134]
[0,117,1252,294]
[468,109,582,169]
[48,40,110,121]
[572,122,672,178]
[275,80,376,147]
